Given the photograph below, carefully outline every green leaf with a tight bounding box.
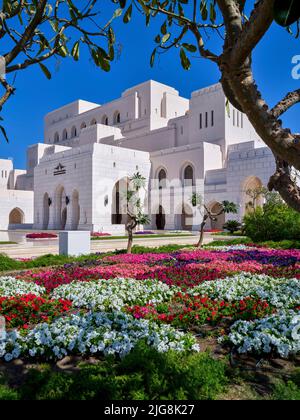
[161,22,167,35]
[123,4,132,23]
[180,47,191,70]
[113,8,123,18]
[0,124,9,143]
[200,0,208,21]
[71,41,80,61]
[210,2,216,23]
[39,63,52,80]
[150,48,157,67]
[161,33,171,44]
[182,43,197,53]
[273,0,300,27]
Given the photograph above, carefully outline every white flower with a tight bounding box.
[0,276,45,297]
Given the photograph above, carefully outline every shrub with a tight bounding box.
[243,202,300,242]
[223,220,242,234]
[0,254,23,272]
[17,344,227,400]
[272,380,300,400]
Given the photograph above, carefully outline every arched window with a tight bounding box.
[62,129,68,140]
[90,118,97,126]
[113,111,121,124]
[102,115,109,125]
[80,122,87,130]
[54,132,59,143]
[183,165,195,187]
[158,168,167,189]
[71,126,77,138]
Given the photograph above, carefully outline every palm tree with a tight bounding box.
[125,173,150,253]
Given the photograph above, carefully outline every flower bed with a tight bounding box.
[52,278,178,311]
[0,277,45,297]
[1,246,300,361]
[26,233,58,239]
[0,312,199,362]
[227,310,300,358]
[126,294,273,327]
[191,273,300,309]
[91,232,111,237]
[0,294,72,329]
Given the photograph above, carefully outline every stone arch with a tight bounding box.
[71,190,80,230]
[155,205,166,230]
[111,177,129,225]
[62,129,68,141]
[113,111,121,125]
[43,193,50,230]
[9,208,24,225]
[156,167,167,189]
[90,118,97,126]
[181,203,193,231]
[207,201,225,231]
[54,132,59,143]
[71,126,77,138]
[242,176,264,216]
[102,115,109,125]
[181,162,195,187]
[54,185,68,230]
[80,122,87,130]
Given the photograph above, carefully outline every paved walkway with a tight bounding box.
[0,235,214,259]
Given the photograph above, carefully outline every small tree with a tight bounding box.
[125,172,150,254]
[191,193,238,248]
[223,220,242,235]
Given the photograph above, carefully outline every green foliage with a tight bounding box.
[0,252,102,273]
[243,201,300,242]
[272,371,300,400]
[273,0,300,27]
[223,220,242,234]
[0,373,19,400]
[0,254,23,271]
[15,344,227,400]
[221,201,238,215]
[206,238,251,247]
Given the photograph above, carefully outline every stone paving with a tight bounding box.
[0,234,213,259]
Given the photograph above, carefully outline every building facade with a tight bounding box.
[0,80,276,232]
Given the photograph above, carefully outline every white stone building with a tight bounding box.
[0,80,276,232]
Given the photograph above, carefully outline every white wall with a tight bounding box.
[0,189,34,230]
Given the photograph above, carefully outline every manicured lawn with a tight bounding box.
[0,242,300,399]
[91,233,195,240]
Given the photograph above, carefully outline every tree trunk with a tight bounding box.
[197,214,209,248]
[127,229,133,254]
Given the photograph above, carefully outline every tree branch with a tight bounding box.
[271,89,300,118]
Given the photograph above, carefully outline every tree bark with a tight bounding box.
[197,214,209,248]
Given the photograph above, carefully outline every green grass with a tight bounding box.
[91,233,194,240]
[0,344,227,400]
[0,241,17,245]
[206,238,300,249]
[0,243,193,272]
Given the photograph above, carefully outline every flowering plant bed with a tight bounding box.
[1,245,300,363]
[0,294,72,329]
[26,233,58,239]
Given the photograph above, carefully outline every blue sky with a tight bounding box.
[1,3,300,168]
